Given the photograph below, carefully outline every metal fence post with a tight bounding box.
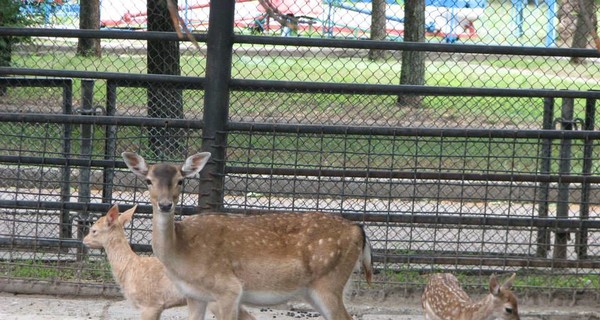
[553,97,574,260]
[198,0,235,211]
[536,97,554,257]
[102,80,118,204]
[76,79,101,259]
[60,80,74,241]
[576,95,596,259]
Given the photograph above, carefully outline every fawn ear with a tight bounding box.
[119,204,138,226]
[106,204,120,226]
[489,274,501,296]
[122,152,149,178]
[181,152,211,178]
[502,273,516,290]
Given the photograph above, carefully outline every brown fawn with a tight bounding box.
[121,151,373,320]
[83,203,255,320]
[421,273,520,320]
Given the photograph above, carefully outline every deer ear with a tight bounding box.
[119,204,137,226]
[122,152,149,178]
[181,152,211,178]
[106,204,120,226]
[489,274,501,296]
[502,273,516,290]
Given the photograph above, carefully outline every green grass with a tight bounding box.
[387,269,600,290]
[2,259,113,282]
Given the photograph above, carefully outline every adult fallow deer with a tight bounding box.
[121,151,373,320]
[422,273,520,320]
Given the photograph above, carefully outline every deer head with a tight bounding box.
[121,152,211,214]
[83,204,137,249]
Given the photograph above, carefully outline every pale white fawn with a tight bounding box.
[121,151,373,320]
[421,273,520,320]
[83,203,256,320]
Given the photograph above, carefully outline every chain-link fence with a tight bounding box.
[1,0,600,301]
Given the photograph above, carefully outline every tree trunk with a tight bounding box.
[397,0,425,107]
[569,0,598,63]
[77,0,101,57]
[557,0,577,47]
[369,0,387,60]
[0,0,21,95]
[0,37,10,96]
[147,0,184,159]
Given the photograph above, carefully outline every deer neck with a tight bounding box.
[466,293,495,320]
[151,210,179,260]
[103,233,138,286]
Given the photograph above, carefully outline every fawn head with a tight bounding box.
[488,273,519,320]
[121,152,211,214]
[83,204,137,249]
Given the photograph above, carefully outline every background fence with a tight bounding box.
[1,0,600,302]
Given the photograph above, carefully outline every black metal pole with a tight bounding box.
[76,79,96,259]
[536,97,553,257]
[102,80,118,204]
[553,97,574,259]
[198,0,235,211]
[576,96,596,259]
[60,80,73,241]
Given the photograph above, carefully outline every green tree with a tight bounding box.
[77,0,101,57]
[397,0,426,107]
[147,0,184,159]
[0,0,34,95]
[369,0,388,60]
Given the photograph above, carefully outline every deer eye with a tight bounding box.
[146,179,152,185]
[177,179,183,186]
[505,307,513,314]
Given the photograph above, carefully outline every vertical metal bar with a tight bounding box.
[576,96,596,259]
[102,80,118,204]
[536,97,553,257]
[60,80,74,240]
[553,97,574,260]
[198,0,235,211]
[77,79,95,258]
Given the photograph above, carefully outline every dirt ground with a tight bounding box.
[1,291,599,320]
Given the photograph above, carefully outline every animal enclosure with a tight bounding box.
[1,0,600,303]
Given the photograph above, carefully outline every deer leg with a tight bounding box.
[186,298,207,320]
[212,292,241,320]
[139,307,162,320]
[238,307,256,320]
[307,287,352,320]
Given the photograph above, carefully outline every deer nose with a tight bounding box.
[158,202,173,212]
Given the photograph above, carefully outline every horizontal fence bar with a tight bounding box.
[0,237,82,249]
[0,27,208,42]
[1,27,598,58]
[0,68,205,84]
[3,201,600,229]
[0,153,597,184]
[0,113,204,128]
[2,69,600,100]
[229,79,600,98]
[225,166,600,184]
[378,254,600,269]
[0,155,120,168]
[234,35,600,58]
[228,121,600,139]
[0,77,72,88]
[3,113,600,140]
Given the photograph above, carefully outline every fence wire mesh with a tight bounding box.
[0,0,600,300]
